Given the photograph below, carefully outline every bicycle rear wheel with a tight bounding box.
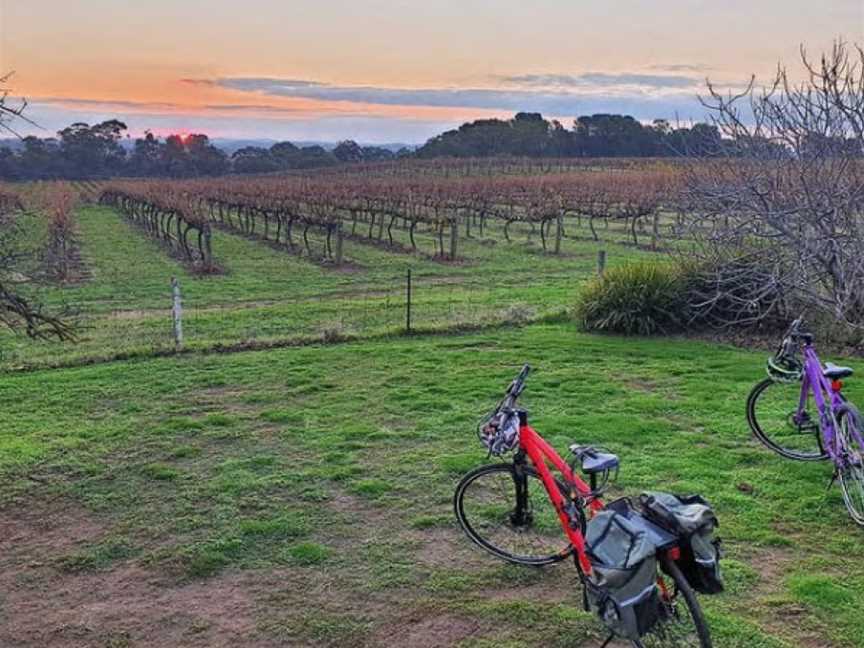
[837,406,864,526]
[746,378,828,461]
[454,463,573,566]
[633,554,712,648]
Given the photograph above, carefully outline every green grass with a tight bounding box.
[0,205,650,369]
[287,542,332,565]
[2,323,864,646]
[2,200,861,646]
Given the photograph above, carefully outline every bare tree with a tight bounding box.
[0,75,76,341]
[684,40,864,330]
[0,72,34,137]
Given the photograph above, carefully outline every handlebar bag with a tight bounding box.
[639,492,724,595]
[479,410,520,455]
[584,510,662,640]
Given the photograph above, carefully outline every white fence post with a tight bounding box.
[171,277,183,349]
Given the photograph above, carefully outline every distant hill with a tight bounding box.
[212,139,414,155]
[0,138,25,152]
[1,137,414,156]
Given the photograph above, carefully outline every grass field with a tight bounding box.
[2,323,864,647]
[0,206,649,370]
[2,202,863,647]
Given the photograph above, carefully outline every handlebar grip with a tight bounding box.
[507,364,531,398]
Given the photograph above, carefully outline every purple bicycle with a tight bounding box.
[747,317,864,525]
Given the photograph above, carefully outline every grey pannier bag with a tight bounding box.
[584,509,662,640]
[639,492,724,595]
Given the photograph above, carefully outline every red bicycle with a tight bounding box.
[454,365,713,647]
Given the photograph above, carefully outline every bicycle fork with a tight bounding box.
[510,452,533,527]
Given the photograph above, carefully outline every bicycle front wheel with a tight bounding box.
[837,406,864,526]
[454,463,573,566]
[633,554,712,648]
[746,378,828,461]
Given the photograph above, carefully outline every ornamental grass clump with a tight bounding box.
[576,261,686,335]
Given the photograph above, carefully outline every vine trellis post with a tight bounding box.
[171,277,183,349]
[449,220,458,260]
[334,223,344,265]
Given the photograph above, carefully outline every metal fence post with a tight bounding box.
[171,277,183,349]
[406,268,412,334]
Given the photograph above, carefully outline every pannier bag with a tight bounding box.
[639,491,724,595]
[584,510,662,640]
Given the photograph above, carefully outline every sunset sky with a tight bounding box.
[1,0,861,144]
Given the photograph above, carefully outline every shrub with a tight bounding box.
[576,256,796,337]
[682,254,790,331]
[575,261,685,335]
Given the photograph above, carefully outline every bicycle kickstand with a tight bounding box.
[599,633,616,648]
[810,471,840,517]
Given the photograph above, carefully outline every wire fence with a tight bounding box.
[0,261,604,371]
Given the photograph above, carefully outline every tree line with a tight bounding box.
[0,121,403,181]
[2,110,858,182]
[416,112,727,158]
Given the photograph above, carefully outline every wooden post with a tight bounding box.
[171,277,183,349]
[554,213,563,255]
[597,250,607,276]
[334,223,344,265]
[651,212,660,251]
[203,227,213,267]
[405,268,412,334]
[449,220,458,260]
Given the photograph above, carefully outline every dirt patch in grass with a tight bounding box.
[372,614,481,647]
[0,563,274,648]
[0,499,269,647]
[409,526,490,571]
[0,498,106,567]
[731,546,837,648]
[748,546,795,594]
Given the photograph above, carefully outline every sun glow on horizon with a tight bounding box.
[1,0,860,142]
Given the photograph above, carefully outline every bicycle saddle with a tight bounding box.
[823,363,854,380]
[569,445,620,474]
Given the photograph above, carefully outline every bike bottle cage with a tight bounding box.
[824,363,854,380]
[569,445,620,474]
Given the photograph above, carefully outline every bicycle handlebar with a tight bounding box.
[501,364,531,409]
[776,315,810,358]
[789,316,804,336]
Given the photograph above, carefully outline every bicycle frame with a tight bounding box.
[799,343,845,462]
[517,422,604,574]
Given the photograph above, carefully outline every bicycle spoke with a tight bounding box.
[456,465,569,563]
[838,413,864,525]
[637,609,700,645]
[748,378,826,460]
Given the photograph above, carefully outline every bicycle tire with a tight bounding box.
[454,463,573,566]
[634,553,712,648]
[746,378,828,461]
[836,405,864,526]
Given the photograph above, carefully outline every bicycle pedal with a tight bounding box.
[563,501,584,530]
